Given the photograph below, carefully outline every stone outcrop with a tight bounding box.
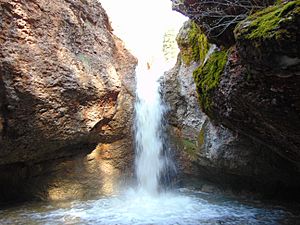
[0,0,136,202]
[172,0,300,166]
[163,53,300,195]
[171,0,275,46]
[198,1,300,164]
[163,10,300,196]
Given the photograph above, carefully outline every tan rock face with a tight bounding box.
[0,0,136,202]
[0,0,136,163]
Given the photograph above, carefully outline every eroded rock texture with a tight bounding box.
[208,2,300,164]
[163,9,300,196]
[0,0,136,202]
[172,1,300,166]
[163,55,300,195]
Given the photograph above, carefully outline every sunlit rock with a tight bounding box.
[0,0,136,202]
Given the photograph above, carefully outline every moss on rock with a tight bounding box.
[182,139,198,159]
[193,49,228,114]
[234,0,299,67]
[235,0,300,41]
[198,126,205,149]
[176,20,209,66]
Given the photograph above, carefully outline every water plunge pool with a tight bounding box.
[1,186,299,225]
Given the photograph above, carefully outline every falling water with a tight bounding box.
[0,39,295,225]
[134,57,170,194]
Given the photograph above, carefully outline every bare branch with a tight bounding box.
[172,0,274,40]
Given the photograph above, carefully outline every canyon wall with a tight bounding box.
[0,0,136,202]
[164,1,300,196]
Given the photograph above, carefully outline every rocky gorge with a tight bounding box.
[0,0,299,207]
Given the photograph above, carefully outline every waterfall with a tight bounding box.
[134,57,172,194]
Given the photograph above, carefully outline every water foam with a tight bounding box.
[0,188,288,225]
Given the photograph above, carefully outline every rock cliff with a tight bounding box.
[0,0,136,202]
[164,1,300,196]
[195,1,300,165]
[163,52,300,195]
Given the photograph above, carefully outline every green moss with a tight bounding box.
[177,21,209,66]
[193,49,228,113]
[198,127,205,148]
[182,139,197,159]
[236,0,300,40]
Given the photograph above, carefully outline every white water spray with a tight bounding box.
[134,58,168,194]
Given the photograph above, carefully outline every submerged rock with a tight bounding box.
[0,0,136,202]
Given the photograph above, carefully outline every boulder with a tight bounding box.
[162,16,300,196]
[163,54,300,195]
[0,0,136,202]
[203,2,300,164]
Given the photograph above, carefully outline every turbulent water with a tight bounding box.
[134,55,176,194]
[134,60,167,194]
[1,187,299,225]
